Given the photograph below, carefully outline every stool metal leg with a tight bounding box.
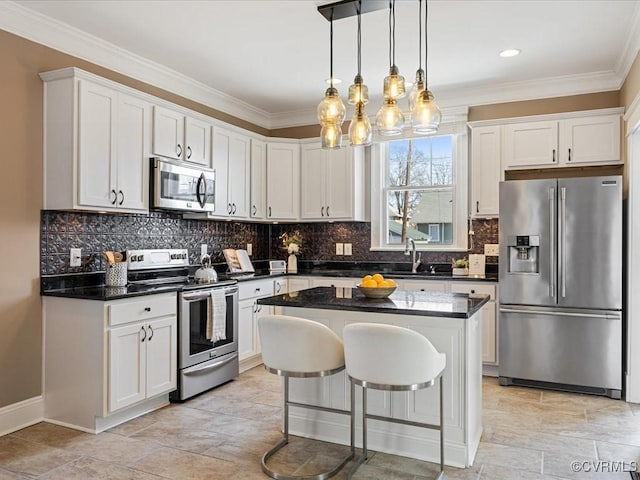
[347,383,368,479]
[436,375,445,480]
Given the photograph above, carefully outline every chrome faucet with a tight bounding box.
[405,238,422,274]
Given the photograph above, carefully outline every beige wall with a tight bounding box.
[621,51,640,111]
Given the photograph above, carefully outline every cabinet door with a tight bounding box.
[145,317,177,398]
[310,277,357,288]
[152,106,184,160]
[288,278,311,293]
[266,143,300,220]
[274,278,287,295]
[116,94,150,212]
[108,322,146,412]
[471,126,501,217]
[325,146,353,219]
[250,139,267,219]
[238,299,257,361]
[228,133,251,218]
[300,144,326,219]
[184,116,211,166]
[399,280,447,292]
[559,115,621,166]
[211,127,231,217]
[502,121,558,169]
[481,302,496,364]
[78,80,117,209]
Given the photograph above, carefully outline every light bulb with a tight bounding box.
[317,87,346,126]
[412,89,441,135]
[348,75,369,105]
[349,102,372,146]
[321,123,343,149]
[382,65,406,99]
[376,97,405,136]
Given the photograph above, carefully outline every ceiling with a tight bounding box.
[6,0,640,128]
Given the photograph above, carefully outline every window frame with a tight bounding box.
[370,121,469,252]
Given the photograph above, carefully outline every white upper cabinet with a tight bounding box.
[212,127,250,219]
[470,126,501,217]
[41,70,150,213]
[300,143,367,221]
[502,111,622,170]
[250,139,267,220]
[153,106,211,166]
[266,142,300,220]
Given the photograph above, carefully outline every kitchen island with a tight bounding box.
[258,287,488,468]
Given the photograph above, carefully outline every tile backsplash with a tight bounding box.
[40,211,498,275]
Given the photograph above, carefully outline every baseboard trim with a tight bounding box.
[0,396,44,437]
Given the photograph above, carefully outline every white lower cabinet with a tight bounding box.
[43,292,177,433]
[398,280,447,292]
[310,277,357,288]
[238,279,276,372]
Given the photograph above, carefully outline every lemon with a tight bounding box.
[361,279,377,288]
[381,279,396,288]
[372,273,384,284]
[361,274,373,284]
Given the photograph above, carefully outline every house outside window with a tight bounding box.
[370,122,468,251]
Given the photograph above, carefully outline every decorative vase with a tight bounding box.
[452,267,469,276]
[287,254,298,274]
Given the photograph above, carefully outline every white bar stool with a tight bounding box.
[258,314,355,480]
[343,323,447,480]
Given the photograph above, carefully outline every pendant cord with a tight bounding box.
[357,0,362,76]
[391,0,396,66]
[330,9,334,86]
[418,0,423,71]
[425,0,429,85]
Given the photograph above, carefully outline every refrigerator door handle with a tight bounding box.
[560,187,567,298]
[549,187,556,298]
[499,308,621,320]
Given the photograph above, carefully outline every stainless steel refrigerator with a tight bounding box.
[498,176,623,399]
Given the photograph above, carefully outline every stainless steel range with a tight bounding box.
[127,249,239,401]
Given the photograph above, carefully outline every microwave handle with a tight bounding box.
[196,173,207,209]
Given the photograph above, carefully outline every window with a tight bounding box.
[370,123,468,251]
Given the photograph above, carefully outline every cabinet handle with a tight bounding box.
[177,144,183,157]
[228,203,232,214]
[140,326,146,342]
[552,149,556,163]
[144,307,151,312]
[568,148,571,162]
[255,288,261,292]
[253,303,258,313]
[111,189,117,205]
[147,325,154,341]
[471,289,476,294]
[252,205,257,216]
[326,205,330,217]
[276,283,281,293]
[118,190,124,206]
[476,201,479,213]
[232,203,236,214]
[321,206,324,217]
[268,206,272,217]
[187,146,192,159]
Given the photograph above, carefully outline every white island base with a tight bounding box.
[277,306,483,468]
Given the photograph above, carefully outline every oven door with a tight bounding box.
[153,157,215,211]
[179,286,238,369]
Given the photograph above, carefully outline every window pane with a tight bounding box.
[387,137,453,187]
[386,188,454,245]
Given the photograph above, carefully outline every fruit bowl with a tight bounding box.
[356,284,397,299]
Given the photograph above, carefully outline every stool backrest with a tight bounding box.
[343,323,446,387]
[258,315,345,374]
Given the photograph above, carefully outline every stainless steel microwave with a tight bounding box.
[151,157,215,212]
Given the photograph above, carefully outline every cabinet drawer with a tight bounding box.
[449,283,496,300]
[239,279,275,301]
[108,293,177,327]
[400,280,447,293]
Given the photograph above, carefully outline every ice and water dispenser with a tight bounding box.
[506,235,539,274]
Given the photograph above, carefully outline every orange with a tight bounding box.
[361,274,373,284]
[372,273,384,284]
[382,279,397,287]
[361,279,377,288]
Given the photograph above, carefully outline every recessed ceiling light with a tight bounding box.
[325,77,342,85]
[499,49,521,58]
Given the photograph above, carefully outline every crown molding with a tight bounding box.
[0,1,273,129]
[615,1,640,83]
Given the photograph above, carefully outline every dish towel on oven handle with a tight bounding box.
[206,290,227,342]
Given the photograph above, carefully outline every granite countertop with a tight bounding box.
[294,269,498,282]
[257,286,490,319]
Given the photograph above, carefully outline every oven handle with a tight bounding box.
[183,354,238,376]
[182,288,238,301]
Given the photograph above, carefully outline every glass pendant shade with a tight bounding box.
[348,75,369,105]
[412,89,441,134]
[317,87,346,127]
[376,97,405,136]
[383,65,406,99]
[408,69,425,116]
[320,123,343,149]
[348,102,372,146]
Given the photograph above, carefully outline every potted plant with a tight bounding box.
[280,230,303,274]
[451,258,469,276]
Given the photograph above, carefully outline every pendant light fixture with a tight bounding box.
[408,0,425,120]
[317,8,346,149]
[348,0,372,146]
[376,0,405,136]
[411,0,441,134]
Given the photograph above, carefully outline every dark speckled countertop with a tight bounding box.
[257,286,490,319]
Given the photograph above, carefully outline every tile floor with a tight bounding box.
[1,368,639,479]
